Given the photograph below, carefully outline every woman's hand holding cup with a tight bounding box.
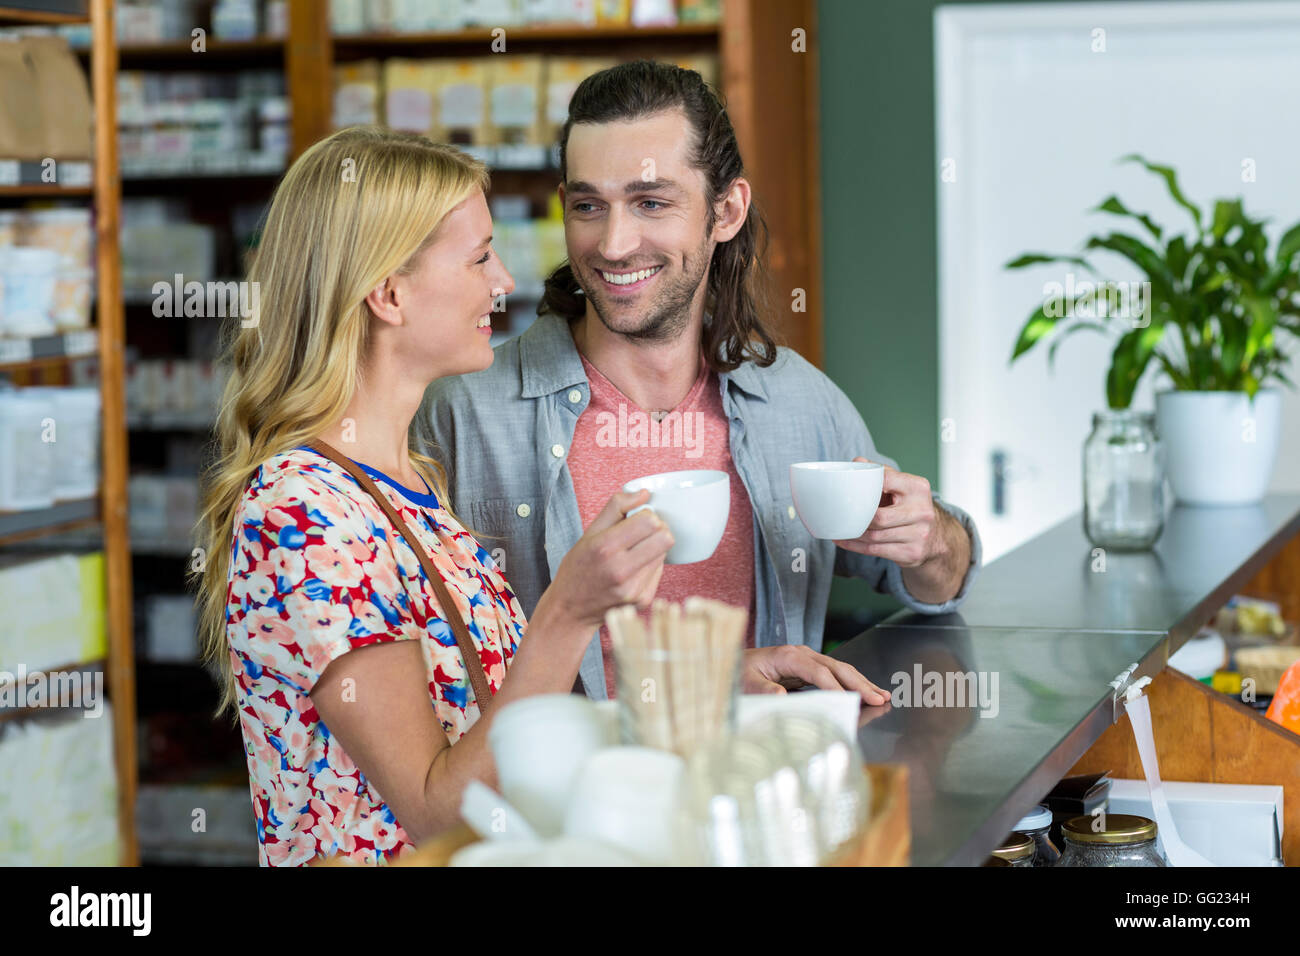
[550,489,675,629]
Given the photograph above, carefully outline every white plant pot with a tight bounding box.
[1154,389,1282,506]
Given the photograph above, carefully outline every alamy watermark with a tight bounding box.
[0,664,104,717]
[152,273,259,327]
[890,664,1000,718]
[1043,274,1151,327]
[594,403,705,459]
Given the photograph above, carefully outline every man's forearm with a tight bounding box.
[901,509,971,605]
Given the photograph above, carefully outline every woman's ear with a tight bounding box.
[364,277,403,328]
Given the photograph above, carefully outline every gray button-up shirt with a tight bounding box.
[423,312,983,700]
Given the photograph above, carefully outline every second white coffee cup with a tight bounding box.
[789,460,884,539]
[622,469,729,564]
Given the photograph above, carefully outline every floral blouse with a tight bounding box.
[226,447,526,866]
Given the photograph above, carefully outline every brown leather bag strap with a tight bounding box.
[304,439,495,717]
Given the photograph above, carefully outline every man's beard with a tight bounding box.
[578,239,711,343]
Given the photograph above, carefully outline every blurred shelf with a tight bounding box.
[460,142,559,171]
[333,22,718,51]
[0,497,98,547]
[0,330,96,369]
[0,1,86,25]
[127,411,213,431]
[121,151,286,180]
[74,36,284,66]
[128,535,194,557]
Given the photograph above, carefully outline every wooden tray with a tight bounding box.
[373,762,910,867]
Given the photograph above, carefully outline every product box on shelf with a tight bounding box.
[334,59,382,128]
[0,703,119,866]
[143,594,199,663]
[0,551,107,677]
[26,35,93,161]
[435,59,492,146]
[490,55,545,146]
[18,386,101,502]
[544,57,617,141]
[0,35,93,163]
[383,59,436,135]
[0,388,57,510]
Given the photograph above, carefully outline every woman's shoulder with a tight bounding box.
[239,447,377,531]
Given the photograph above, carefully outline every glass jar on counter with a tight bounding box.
[1012,804,1060,866]
[991,832,1035,867]
[1056,814,1167,867]
[1083,409,1165,551]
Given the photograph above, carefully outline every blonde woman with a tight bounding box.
[194,127,674,867]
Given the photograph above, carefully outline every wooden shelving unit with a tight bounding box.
[0,0,135,865]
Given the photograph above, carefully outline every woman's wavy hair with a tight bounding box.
[192,127,489,719]
[541,59,779,372]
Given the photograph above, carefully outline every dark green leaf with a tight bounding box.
[1084,232,1178,299]
[1106,322,1166,408]
[1212,199,1243,241]
[1094,195,1163,242]
[1242,296,1277,368]
[1009,304,1058,363]
[1004,253,1096,273]
[1156,352,1191,389]
[1197,271,1230,294]
[1120,154,1202,232]
[1277,220,1300,268]
[1166,235,1190,283]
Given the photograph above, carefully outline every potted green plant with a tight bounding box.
[1006,154,1298,509]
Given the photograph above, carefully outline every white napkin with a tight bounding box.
[1123,684,1213,867]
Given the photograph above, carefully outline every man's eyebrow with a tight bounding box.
[566,179,685,197]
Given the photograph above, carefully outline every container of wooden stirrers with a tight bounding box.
[606,598,747,760]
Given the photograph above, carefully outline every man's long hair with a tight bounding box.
[541,59,779,372]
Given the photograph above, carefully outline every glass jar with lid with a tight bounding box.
[1011,804,1060,866]
[991,831,1035,867]
[1055,814,1167,866]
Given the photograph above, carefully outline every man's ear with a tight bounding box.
[710,177,751,243]
[364,277,403,328]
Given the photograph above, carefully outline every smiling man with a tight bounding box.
[423,60,983,700]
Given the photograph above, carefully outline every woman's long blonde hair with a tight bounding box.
[193,127,490,718]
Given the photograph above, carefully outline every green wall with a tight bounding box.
[818,0,1066,619]
[819,0,945,618]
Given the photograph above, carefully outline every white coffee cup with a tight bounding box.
[563,746,687,865]
[789,461,884,539]
[486,693,613,837]
[623,469,729,564]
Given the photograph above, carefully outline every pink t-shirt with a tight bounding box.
[568,351,756,699]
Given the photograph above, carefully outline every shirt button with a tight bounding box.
[516,503,531,518]
[567,389,582,404]
[787,505,797,519]
[551,444,565,459]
